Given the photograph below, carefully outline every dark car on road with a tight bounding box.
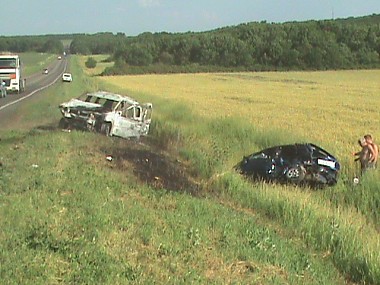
[235,143,340,187]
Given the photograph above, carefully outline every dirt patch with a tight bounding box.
[101,137,201,196]
[33,122,203,195]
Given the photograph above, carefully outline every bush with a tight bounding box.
[85,57,97,68]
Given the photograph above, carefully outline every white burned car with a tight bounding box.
[59,91,153,139]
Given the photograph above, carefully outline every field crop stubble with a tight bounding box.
[104,70,380,166]
[0,57,378,284]
[73,60,380,283]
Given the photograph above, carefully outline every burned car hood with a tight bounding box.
[59,99,103,111]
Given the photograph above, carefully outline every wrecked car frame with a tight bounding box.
[235,143,340,188]
[59,91,153,139]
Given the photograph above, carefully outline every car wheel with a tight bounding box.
[58,118,69,129]
[285,165,306,183]
[101,122,112,136]
[87,123,95,132]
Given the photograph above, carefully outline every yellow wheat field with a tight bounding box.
[105,71,378,138]
[81,56,379,160]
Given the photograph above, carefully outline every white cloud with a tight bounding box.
[138,0,160,8]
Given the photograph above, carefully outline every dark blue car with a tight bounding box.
[235,143,340,187]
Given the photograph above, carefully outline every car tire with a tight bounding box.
[101,122,112,136]
[87,122,95,132]
[58,118,69,129]
[285,165,306,183]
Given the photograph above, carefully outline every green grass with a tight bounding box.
[0,130,349,284]
[19,52,57,77]
[0,56,379,284]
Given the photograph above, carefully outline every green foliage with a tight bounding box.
[2,15,380,72]
[70,32,127,55]
[125,44,153,66]
[0,36,64,53]
[85,56,97,68]
[0,57,379,284]
[19,52,57,77]
[130,86,380,284]
[68,14,380,73]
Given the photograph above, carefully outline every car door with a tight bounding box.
[111,103,153,139]
[139,103,153,135]
[111,105,141,138]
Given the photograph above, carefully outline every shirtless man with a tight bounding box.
[353,137,371,174]
[364,134,378,169]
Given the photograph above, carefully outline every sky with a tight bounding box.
[2,0,380,36]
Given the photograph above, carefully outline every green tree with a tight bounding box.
[85,57,97,68]
[126,44,153,66]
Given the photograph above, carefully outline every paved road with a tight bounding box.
[0,57,69,128]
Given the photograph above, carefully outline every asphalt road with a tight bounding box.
[0,57,69,126]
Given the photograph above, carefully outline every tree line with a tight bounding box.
[95,15,380,74]
[0,35,66,54]
[1,14,380,73]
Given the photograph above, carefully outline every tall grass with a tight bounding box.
[98,67,380,284]
[0,56,378,284]
[144,99,380,283]
[0,129,349,284]
[20,52,57,76]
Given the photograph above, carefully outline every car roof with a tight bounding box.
[85,91,139,104]
[255,143,336,159]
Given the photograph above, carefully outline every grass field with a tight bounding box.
[0,55,379,284]
[100,69,380,175]
[20,52,57,76]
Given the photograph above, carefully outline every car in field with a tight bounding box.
[235,143,340,188]
[43,68,49,74]
[62,73,72,82]
[58,91,153,139]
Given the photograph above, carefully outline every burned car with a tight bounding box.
[235,143,340,187]
[59,91,153,139]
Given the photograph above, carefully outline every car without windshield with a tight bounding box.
[58,91,153,139]
[235,143,340,188]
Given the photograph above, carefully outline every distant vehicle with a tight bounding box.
[0,54,25,93]
[58,91,153,139]
[43,68,49,74]
[0,79,7,98]
[235,143,340,188]
[57,56,62,60]
[62,73,72,82]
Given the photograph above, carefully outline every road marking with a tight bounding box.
[0,61,68,111]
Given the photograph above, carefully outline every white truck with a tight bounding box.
[0,54,25,93]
